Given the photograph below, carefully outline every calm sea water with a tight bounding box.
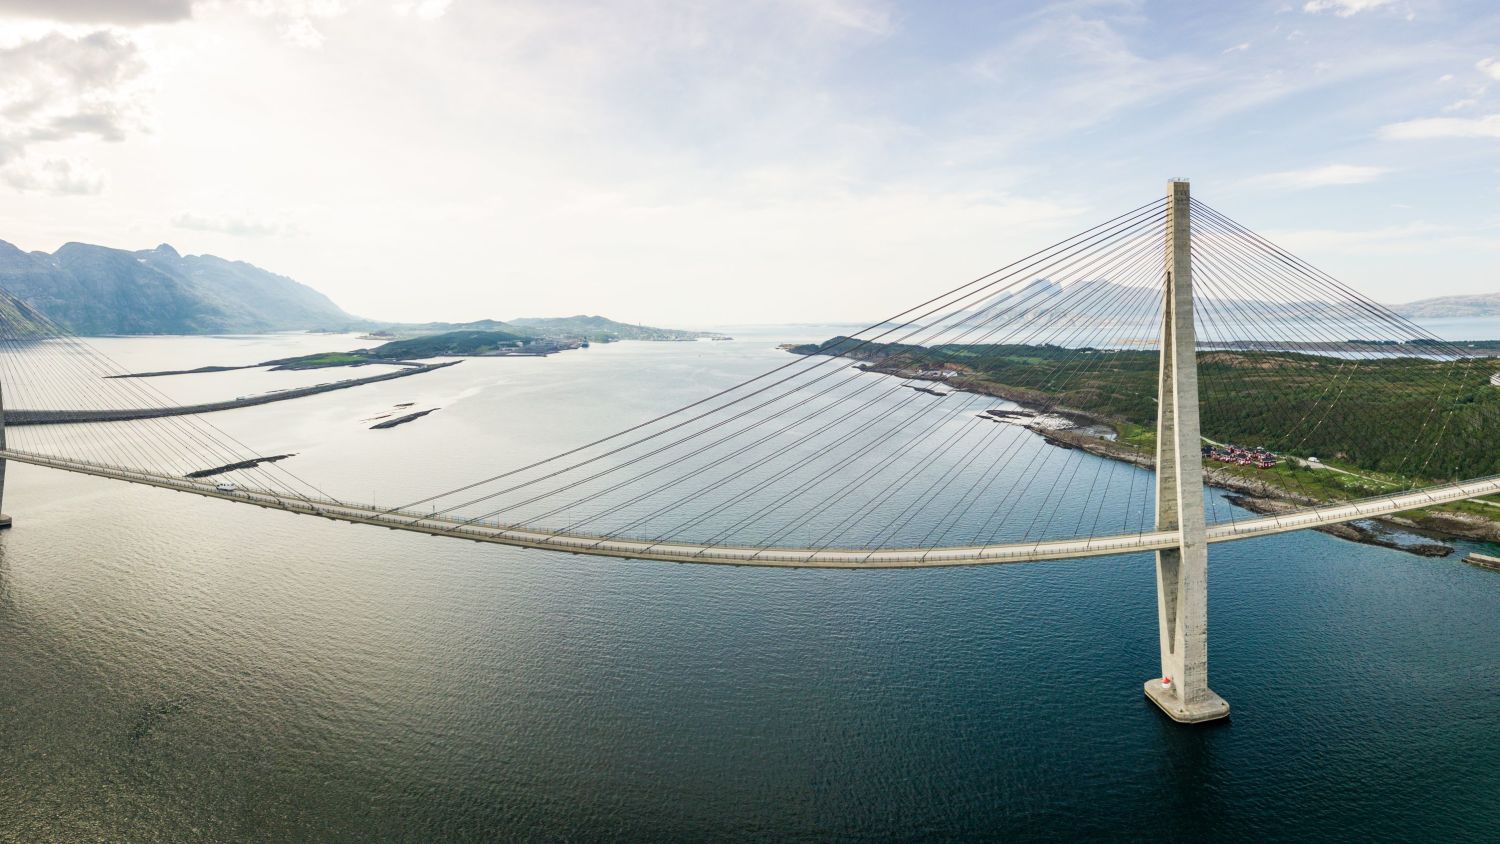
[2,324,1500,841]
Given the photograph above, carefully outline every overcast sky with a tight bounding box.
[0,0,1497,326]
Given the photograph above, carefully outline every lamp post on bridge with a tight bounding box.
[1144,179,1228,723]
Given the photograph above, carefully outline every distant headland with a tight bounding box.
[0,238,727,341]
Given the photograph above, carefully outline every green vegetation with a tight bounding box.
[262,329,541,370]
[367,315,730,343]
[792,337,1500,485]
[507,314,729,342]
[0,289,51,337]
[366,329,532,358]
[265,352,370,370]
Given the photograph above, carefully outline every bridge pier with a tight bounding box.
[1143,180,1226,723]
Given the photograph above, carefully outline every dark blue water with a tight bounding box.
[6,475,1499,841]
[2,333,1499,841]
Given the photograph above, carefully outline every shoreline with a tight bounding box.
[851,360,1500,556]
[1026,414,1500,550]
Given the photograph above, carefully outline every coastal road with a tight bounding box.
[1289,456,1399,488]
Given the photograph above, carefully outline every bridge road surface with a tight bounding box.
[5,448,1500,569]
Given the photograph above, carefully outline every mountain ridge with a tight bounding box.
[0,239,728,340]
[10,237,1489,336]
[1394,292,1500,319]
[0,239,355,335]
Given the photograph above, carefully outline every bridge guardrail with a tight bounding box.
[4,447,1499,568]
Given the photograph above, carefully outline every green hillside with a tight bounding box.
[791,337,1500,483]
[368,329,533,357]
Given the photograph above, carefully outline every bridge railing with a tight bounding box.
[5,446,1499,562]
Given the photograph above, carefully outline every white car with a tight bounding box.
[215,481,239,493]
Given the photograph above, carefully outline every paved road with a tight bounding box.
[5,448,1500,568]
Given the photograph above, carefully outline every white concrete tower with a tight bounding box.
[1143,180,1227,723]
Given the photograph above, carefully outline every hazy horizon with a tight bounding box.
[1,0,1498,326]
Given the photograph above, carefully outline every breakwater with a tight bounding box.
[7,361,460,425]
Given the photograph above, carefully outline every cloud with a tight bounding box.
[0,29,149,194]
[0,0,1491,320]
[966,9,1208,142]
[0,30,149,154]
[244,0,352,47]
[0,0,192,24]
[278,16,326,47]
[391,0,451,20]
[1266,222,1500,255]
[1380,114,1500,140]
[1245,164,1390,188]
[1,156,105,194]
[793,0,894,37]
[1442,98,1477,112]
[1479,57,1500,81]
[171,210,294,237]
[1302,0,1397,15]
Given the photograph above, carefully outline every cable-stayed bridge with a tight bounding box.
[2,181,1497,723]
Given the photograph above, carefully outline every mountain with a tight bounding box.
[940,278,1500,327]
[369,315,729,342]
[950,278,1349,325]
[374,319,518,335]
[508,315,727,341]
[1394,293,1500,319]
[0,240,356,335]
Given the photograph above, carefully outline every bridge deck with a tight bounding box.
[5,448,1498,568]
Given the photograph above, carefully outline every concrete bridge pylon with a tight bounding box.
[1144,180,1229,723]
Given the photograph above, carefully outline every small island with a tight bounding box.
[259,329,592,370]
[76,321,729,425]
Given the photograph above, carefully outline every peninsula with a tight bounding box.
[111,329,614,380]
[77,326,718,425]
[789,337,1500,549]
[11,361,460,425]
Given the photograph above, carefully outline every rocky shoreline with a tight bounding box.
[1222,494,1452,557]
[856,361,1500,556]
[1029,422,1500,552]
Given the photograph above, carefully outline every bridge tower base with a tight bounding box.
[1143,180,1226,724]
